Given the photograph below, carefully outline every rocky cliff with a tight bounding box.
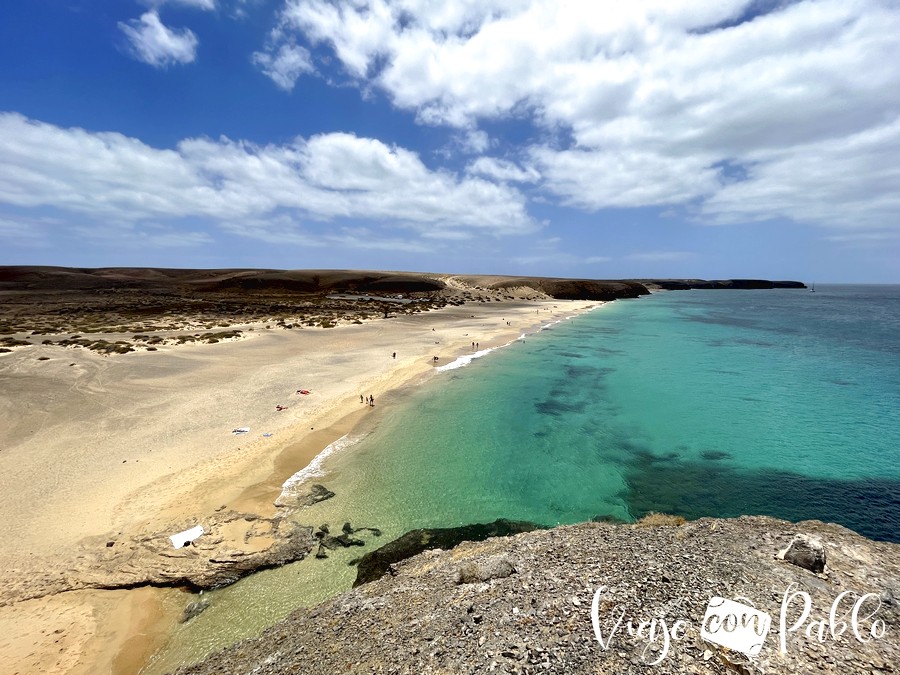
[179,516,898,674]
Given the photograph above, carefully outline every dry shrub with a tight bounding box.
[634,512,686,527]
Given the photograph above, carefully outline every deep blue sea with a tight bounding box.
[146,285,900,671]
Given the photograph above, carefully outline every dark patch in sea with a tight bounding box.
[630,447,679,465]
[535,398,588,416]
[701,450,731,461]
[829,379,858,387]
[591,346,626,356]
[564,365,614,380]
[620,454,900,543]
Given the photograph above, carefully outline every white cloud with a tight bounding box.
[253,42,314,91]
[460,130,490,154]
[467,157,540,183]
[119,11,199,67]
[0,113,534,249]
[150,0,217,10]
[701,118,900,228]
[269,0,900,231]
[531,147,719,209]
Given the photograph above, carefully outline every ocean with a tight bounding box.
[144,285,900,672]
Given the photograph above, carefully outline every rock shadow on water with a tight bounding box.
[620,455,900,544]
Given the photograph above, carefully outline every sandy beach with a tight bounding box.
[0,293,599,674]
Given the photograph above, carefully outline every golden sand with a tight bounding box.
[0,298,598,673]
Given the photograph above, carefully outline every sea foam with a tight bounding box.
[278,433,362,499]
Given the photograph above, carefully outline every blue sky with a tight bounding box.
[1,0,899,281]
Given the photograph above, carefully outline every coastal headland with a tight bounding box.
[0,267,812,673]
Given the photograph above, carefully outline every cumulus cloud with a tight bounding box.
[0,113,534,249]
[119,10,199,67]
[459,130,490,154]
[701,118,900,228]
[467,157,540,183]
[252,42,315,90]
[269,0,900,231]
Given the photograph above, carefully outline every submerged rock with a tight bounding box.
[274,483,335,508]
[180,599,210,623]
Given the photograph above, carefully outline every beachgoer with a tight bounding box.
[360,394,364,403]
[369,395,375,407]
[392,352,396,359]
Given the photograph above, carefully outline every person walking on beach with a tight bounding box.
[369,394,375,407]
[360,394,364,403]
[392,352,396,359]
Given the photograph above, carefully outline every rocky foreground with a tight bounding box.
[180,516,898,674]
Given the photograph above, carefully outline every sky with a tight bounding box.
[1,0,899,282]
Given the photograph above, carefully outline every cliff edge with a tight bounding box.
[180,516,898,674]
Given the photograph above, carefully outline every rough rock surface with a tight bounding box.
[180,516,899,675]
[0,510,314,605]
[353,518,539,587]
[778,534,827,573]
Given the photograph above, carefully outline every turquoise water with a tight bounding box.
[145,286,900,672]
[302,285,900,542]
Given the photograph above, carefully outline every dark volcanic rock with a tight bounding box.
[539,279,649,300]
[719,279,776,289]
[353,518,539,587]
[179,516,899,675]
[639,278,807,291]
[179,517,900,675]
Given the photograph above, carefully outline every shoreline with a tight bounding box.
[0,297,601,674]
